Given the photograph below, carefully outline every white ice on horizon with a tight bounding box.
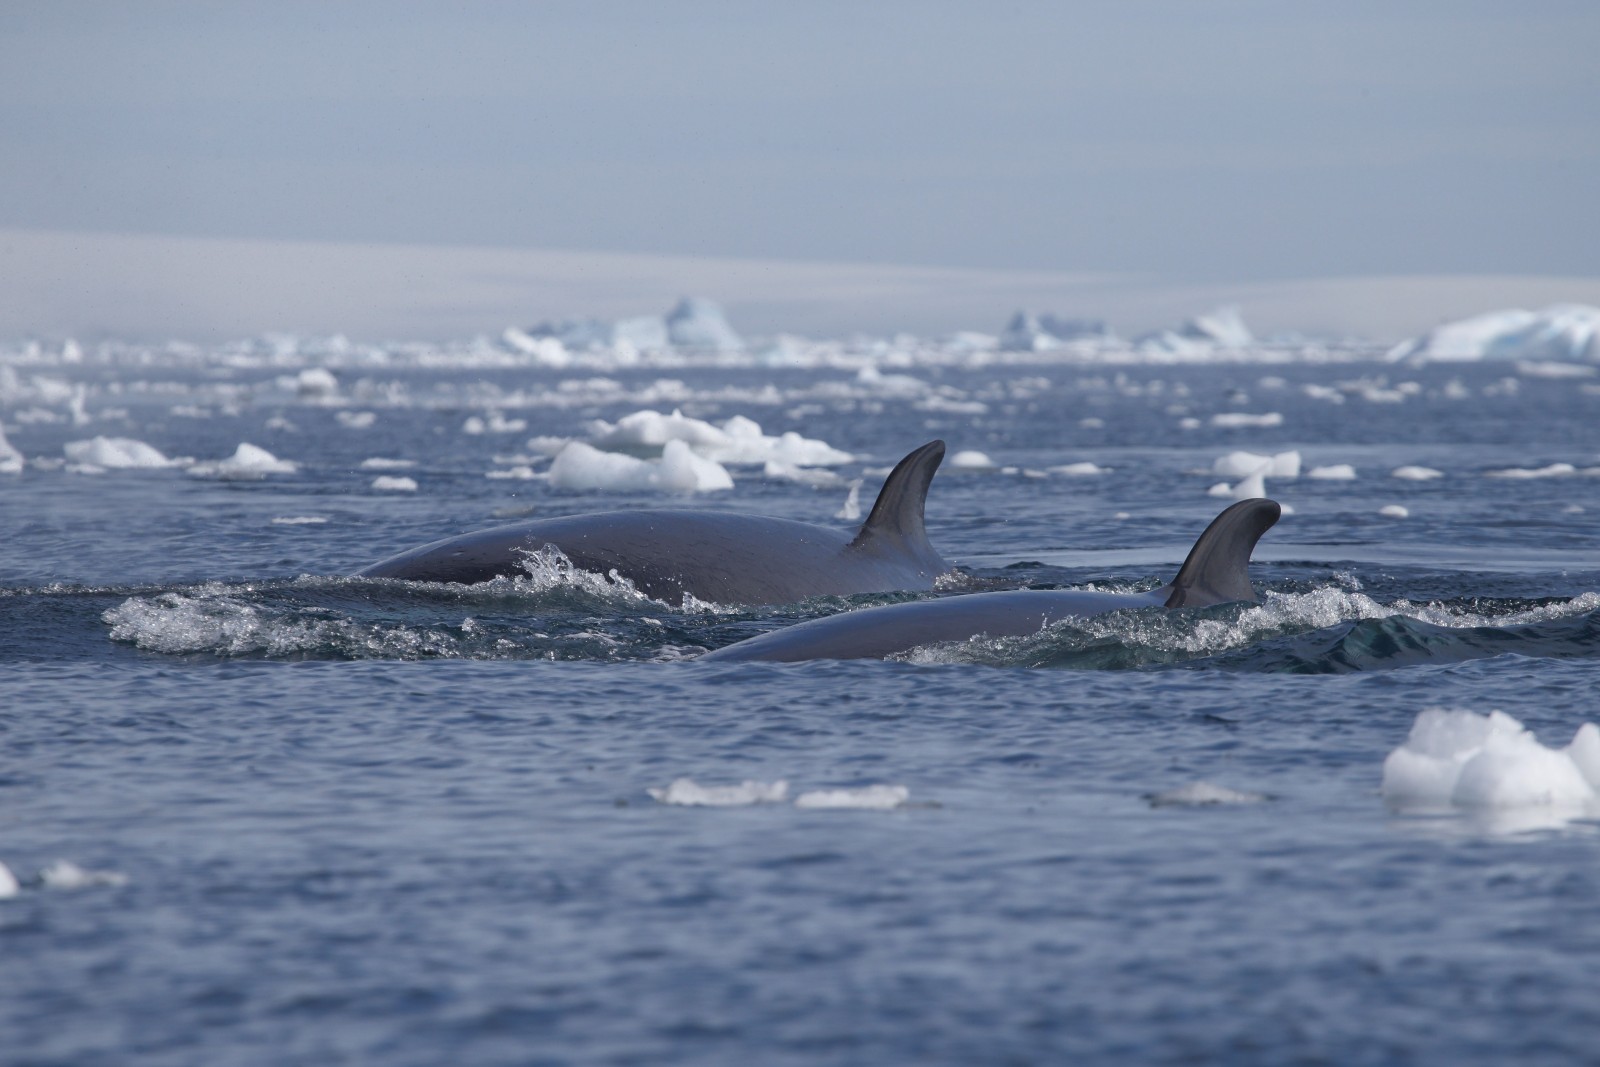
[548,439,734,493]
[188,443,297,479]
[793,785,911,811]
[1389,305,1600,364]
[648,778,789,806]
[666,297,744,352]
[1210,412,1283,429]
[1382,709,1600,823]
[63,436,176,470]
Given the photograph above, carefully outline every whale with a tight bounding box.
[355,440,951,606]
[699,498,1281,662]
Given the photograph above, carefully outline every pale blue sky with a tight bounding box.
[3,1,1596,285]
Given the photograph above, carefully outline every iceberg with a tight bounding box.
[665,297,743,352]
[998,311,1110,351]
[1179,306,1254,347]
[1387,305,1600,364]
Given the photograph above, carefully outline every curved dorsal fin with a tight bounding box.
[850,440,945,555]
[1162,498,1281,608]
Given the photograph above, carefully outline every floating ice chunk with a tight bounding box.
[794,785,910,810]
[1050,462,1108,476]
[0,860,17,899]
[591,408,728,450]
[1484,463,1576,479]
[763,461,843,488]
[648,778,789,806]
[1308,464,1357,480]
[189,443,297,479]
[1391,465,1443,481]
[360,457,415,470]
[0,423,22,474]
[1213,450,1299,478]
[501,327,572,365]
[949,450,995,470]
[1382,709,1600,815]
[665,297,743,351]
[1148,781,1267,807]
[1303,383,1345,404]
[548,440,732,493]
[371,475,419,492]
[835,479,863,521]
[336,411,376,430]
[1210,412,1283,429]
[1181,306,1254,347]
[38,860,127,890]
[486,465,538,480]
[63,436,175,469]
[463,413,527,435]
[1379,505,1410,518]
[1207,481,1234,498]
[271,516,328,525]
[1388,305,1600,364]
[294,367,340,400]
[1229,470,1267,501]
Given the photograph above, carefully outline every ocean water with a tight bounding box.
[3,339,1600,1065]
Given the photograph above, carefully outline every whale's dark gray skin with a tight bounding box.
[354,440,950,606]
[700,498,1281,662]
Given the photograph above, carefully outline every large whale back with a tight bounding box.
[354,440,949,606]
[700,498,1281,662]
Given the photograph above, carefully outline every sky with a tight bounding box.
[2,2,1597,339]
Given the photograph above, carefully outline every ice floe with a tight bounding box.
[63,436,176,470]
[1382,709,1600,829]
[1210,412,1283,429]
[1484,463,1576,479]
[1391,465,1443,481]
[0,423,22,474]
[548,439,733,493]
[1379,505,1410,518]
[1308,464,1357,480]
[188,443,297,479]
[371,475,419,492]
[949,450,996,470]
[1213,450,1301,479]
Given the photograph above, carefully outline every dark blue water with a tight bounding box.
[4,345,1600,1064]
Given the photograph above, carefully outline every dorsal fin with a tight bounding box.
[1162,498,1281,608]
[850,440,945,555]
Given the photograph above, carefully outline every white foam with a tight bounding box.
[1210,412,1283,429]
[1391,465,1443,481]
[548,439,733,493]
[1485,463,1576,479]
[793,785,910,810]
[648,778,789,806]
[1379,504,1410,518]
[63,436,175,469]
[188,442,297,479]
[1382,709,1600,818]
[371,475,419,491]
[1149,781,1267,807]
[38,860,128,890]
[1308,464,1357,480]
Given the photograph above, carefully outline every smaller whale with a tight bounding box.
[355,440,951,607]
[700,498,1281,662]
